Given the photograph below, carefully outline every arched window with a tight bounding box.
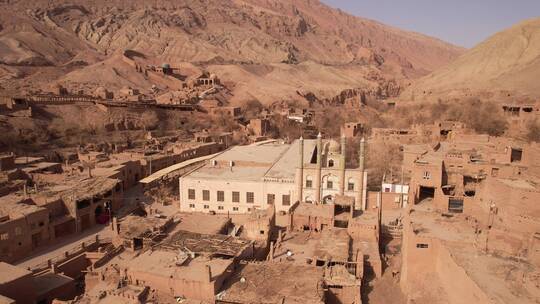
[347,178,355,191]
[328,159,334,167]
[324,175,337,189]
[305,176,313,188]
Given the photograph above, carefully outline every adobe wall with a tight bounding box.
[128,270,217,302]
[400,216,491,304]
[326,285,361,304]
[380,192,403,210]
[365,190,379,210]
[399,218,438,295]
[0,217,33,263]
[292,214,333,232]
[348,221,378,242]
[56,253,91,279]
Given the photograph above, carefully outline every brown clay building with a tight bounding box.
[0,176,122,263]
[341,122,364,138]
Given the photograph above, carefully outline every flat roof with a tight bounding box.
[14,156,43,164]
[174,213,231,235]
[219,262,324,304]
[130,250,232,282]
[277,230,350,263]
[409,202,477,243]
[265,139,316,180]
[409,201,540,303]
[185,140,317,182]
[32,273,73,296]
[0,262,32,284]
[0,196,47,220]
[119,215,170,240]
[293,202,334,218]
[21,162,61,173]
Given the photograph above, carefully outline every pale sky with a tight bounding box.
[322,0,540,48]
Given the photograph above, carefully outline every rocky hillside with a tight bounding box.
[0,0,464,104]
[402,18,540,102]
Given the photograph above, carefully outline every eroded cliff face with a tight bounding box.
[0,0,463,104]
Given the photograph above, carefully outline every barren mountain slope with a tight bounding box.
[402,18,540,102]
[0,0,464,104]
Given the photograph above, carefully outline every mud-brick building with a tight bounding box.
[0,176,122,263]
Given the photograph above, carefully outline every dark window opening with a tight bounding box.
[511,148,522,163]
[448,198,464,213]
[418,186,435,201]
[465,190,476,197]
[416,243,429,248]
[310,147,318,164]
[334,220,349,228]
[133,238,143,250]
[76,199,91,210]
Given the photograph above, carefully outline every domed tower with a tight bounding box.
[326,140,341,168]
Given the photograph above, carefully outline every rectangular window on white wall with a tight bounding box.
[232,192,240,203]
[246,192,254,203]
[282,195,291,206]
[217,191,224,202]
